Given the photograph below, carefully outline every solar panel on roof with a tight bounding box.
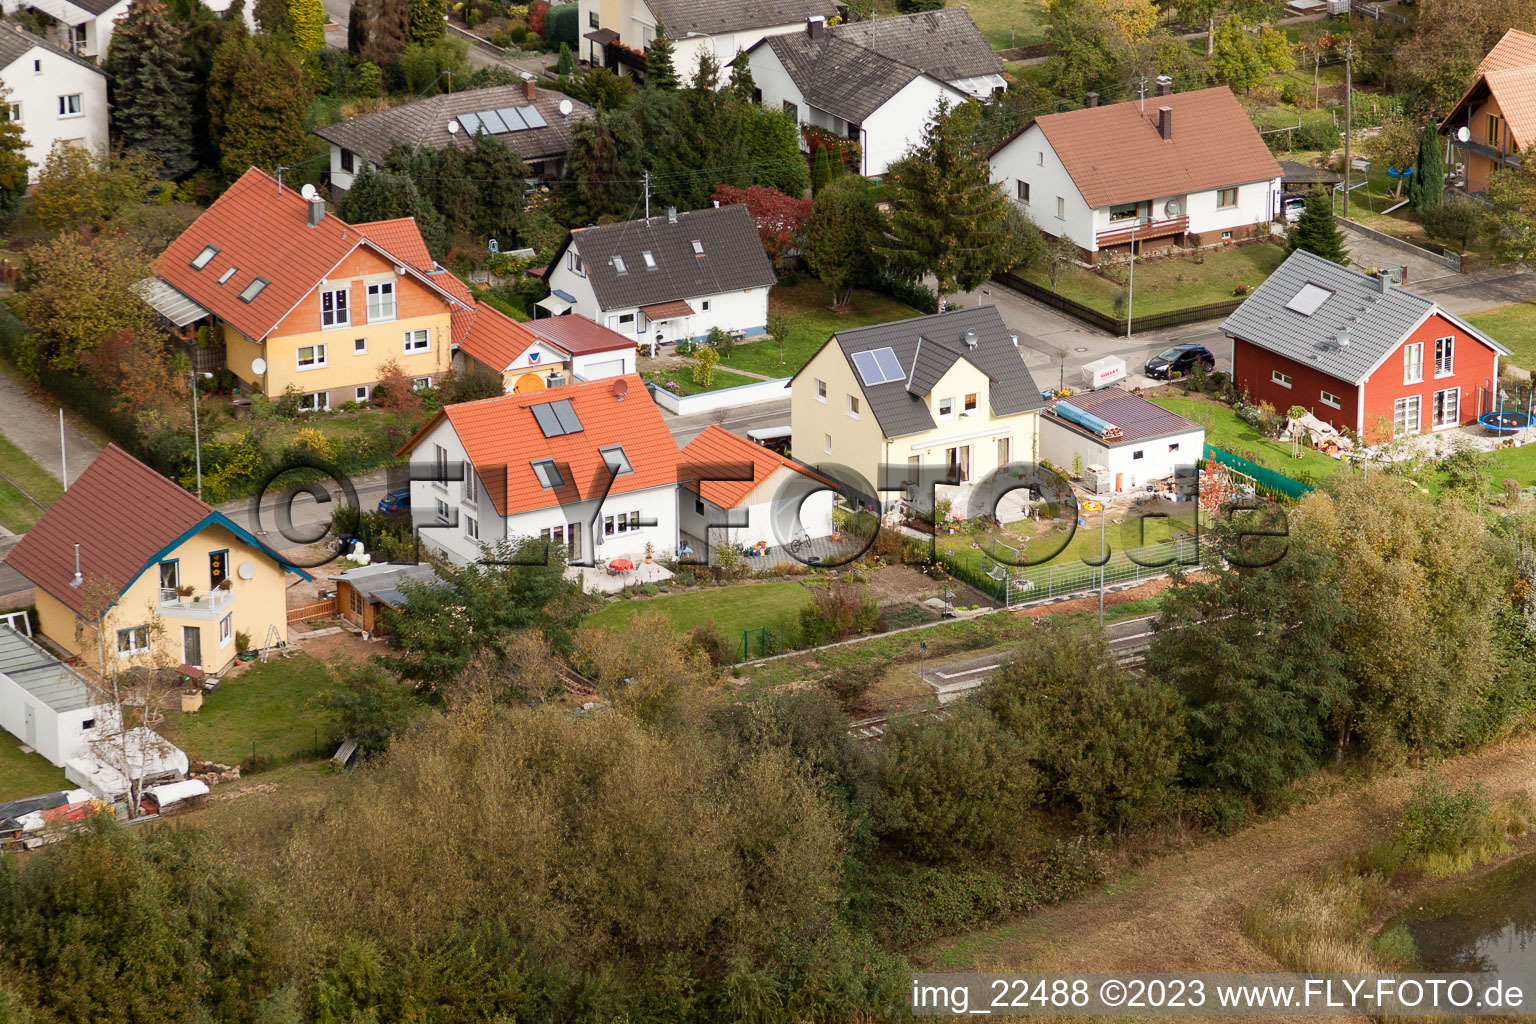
[851,347,903,386]
[477,110,509,133]
[496,106,529,130]
[1285,282,1333,316]
[518,104,547,129]
[531,403,563,437]
[872,348,903,381]
[458,112,483,134]
[552,399,583,434]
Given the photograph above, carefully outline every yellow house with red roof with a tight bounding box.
[1440,29,1536,194]
[136,167,476,410]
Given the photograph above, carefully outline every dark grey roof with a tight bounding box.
[1043,389,1202,447]
[314,85,593,168]
[0,626,93,713]
[830,10,1001,83]
[830,307,1045,439]
[761,33,926,123]
[1221,249,1507,385]
[642,0,836,36]
[0,23,105,77]
[567,204,776,310]
[65,0,123,15]
[329,562,440,603]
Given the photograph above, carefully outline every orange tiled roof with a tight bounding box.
[1477,28,1536,74]
[456,301,542,372]
[154,167,467,341]
[680,424,831,509]
[1441,30,1536,146]
[398,375,679,517]
[355,218,434,272]
[1017,87,1280,210]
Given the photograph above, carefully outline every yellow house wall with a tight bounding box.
[35,524,292,676]
[791,341,1040,503]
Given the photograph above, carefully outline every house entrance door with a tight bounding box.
[183,626,202,668]
[23,703,35,747]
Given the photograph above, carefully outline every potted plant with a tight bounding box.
[217,578,233,591]
[177,584,195,606]
[644,540,654,564]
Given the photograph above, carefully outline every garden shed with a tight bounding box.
[0,625,105,768]
[1039,389,1205,493]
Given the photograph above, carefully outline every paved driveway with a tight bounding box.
[1338,223,1461,291]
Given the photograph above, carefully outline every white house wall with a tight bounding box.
[679,465,835,552]
[1,47,107,181]
[1037,420,1204,492]
[744,43,806,127]
[548,244,769,342]
[0,672,105,768]
[1177,177,1281,238]
[990,124,1095,250]
[858,76,965,177]
[571,347,636,379]
[505,482,679,565]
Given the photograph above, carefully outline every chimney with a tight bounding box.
[520,71,537,101]
[1155,74,1172,97]
[1084,92,1099,108]
[69,543,83,589]
[807,14,825,38]
[667,205,677,224]
[1158,105,1173,141]
[1376,268,1392,294]
[307,195,325,227]
[964,330,978,349]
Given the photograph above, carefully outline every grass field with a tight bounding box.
[1017,245,1287,318]
[719,281,920,378]
[938,503,1197,569]
[641,366,763,395]
[584,580,814,649]
[157,653,334,766]
[1467,304,1536,372]
[0,433,63,533]
[0,733,69,803]
[954,0,1049,48]
[1150,396,1348,485]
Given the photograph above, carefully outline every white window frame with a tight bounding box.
[353,337,367,354]
[404,328,430,354]
[568,251,584,276]
[414,377,431,390]
[963,392,978,412]
[435,498,451,523]
[117,625,151,657]
[367,281,396,322]
[1432,386,1460,429]
[1393,395,1422,436]
[815,378,826,402]
[299,391,330,412]
[938,397,955,416]
[847,394,859,418]
[297,344,328,370]
[4,103,19,123]
[465,515,479,542]
[465,469,478,503]
[1434,336,1454,378]
[219,613,233,647]
[1017,180,1029,203]
[58,93,82,117]
[355,385,370,402]
[1320,389,1341,409]
[321,287,349,328]
[700,299,711,311]
[824,433,832,454]
[1403,342,1424,385]
[1271,370,1292,389]
[434,445,448,491]
[1055,196,1065,220]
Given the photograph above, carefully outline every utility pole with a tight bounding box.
[1343,40,1353,220]
[643,170,650,219]
[58,409,67,489]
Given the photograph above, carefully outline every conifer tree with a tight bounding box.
[555,40,575,74]
[253,0,292,40]
[645,20,678,89]
[407,0,444,43]
[361,0,407,66]
[561,106,643,224]
[1410,123,1444,212]
[810,144,840,195]
[727,49,755,101]
[207,33,313,180]
[466,132,526,239]
[1287,189,1349,264]
[878,99,1010,303]
[287,0,325,53]
[743,105,808,198]
[347,0,368,55]
[104,0,198,179]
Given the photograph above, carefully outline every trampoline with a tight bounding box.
[1479,411,1533,433]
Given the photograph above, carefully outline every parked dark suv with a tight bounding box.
[1144,344,1215,380]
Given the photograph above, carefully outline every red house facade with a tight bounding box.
[1223,251,1507,444]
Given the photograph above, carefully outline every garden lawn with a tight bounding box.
[641,367,763,396]
[157,653,334,766]
[0,433,63,533]
[584,581,813,649]
[719,281,920,377]
[937,506,1198,568]
[1467,304,1536,372]
[0,733,68,803]
[1150,396,1347,486]
[1017,245,1286,318]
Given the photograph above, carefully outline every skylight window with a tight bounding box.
[217,266,237,285]
[238,277,269,303]
[691,240,704,256]
[642,251,656,270]
[1285,282,1333,316]
[191,245,219,270]
[612,255,627,275]
[531,398,584,438]
[601,445,632,475]
[850,347,905,386]
[531,459,564,489]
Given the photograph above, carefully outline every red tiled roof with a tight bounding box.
[7,446,216,616]
[154,167,467,341]
[525,314,638,357]
[398,375,679,517]
[1020,87,1281,209]
[457,301,542,371]
[355,218,433,272]
[680,425,831,508]
[1477,28,1536,74]
[640,299,696,320]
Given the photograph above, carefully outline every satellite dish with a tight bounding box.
[300,183,320,202]
[559,99,573,117]
[1456,126,1471,143]
[610,377,629,400]
[447,119,460,135]
[251,357,267,376]
[1164,198,1181,217]
[237,561,256,580]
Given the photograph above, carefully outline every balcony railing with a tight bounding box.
[1096,215,1189,247]
[159,586,235,613]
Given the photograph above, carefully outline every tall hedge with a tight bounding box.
[544,2,576,46]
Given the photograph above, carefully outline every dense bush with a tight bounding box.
[544,2,576,45]
[870,271,939,314]
[1398,771,1496,859]
[799,581,882,646]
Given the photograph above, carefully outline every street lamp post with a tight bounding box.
[191,369,213,501]
[1082,499,1106,626]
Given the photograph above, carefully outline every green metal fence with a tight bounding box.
[1202,444,1313,501]
[940,537,1213,607]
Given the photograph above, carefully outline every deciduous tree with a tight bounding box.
[18,232,154,372]
[711,183,811,266]
[0,82,30,226]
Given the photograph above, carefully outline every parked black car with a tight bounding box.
[1144,344,1215,380]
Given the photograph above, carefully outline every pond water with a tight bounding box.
[1394,854,1536,975]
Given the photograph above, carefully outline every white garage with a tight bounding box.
[1038,388,1205,494]
[679,425,837,559]
[0,625,106,768]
